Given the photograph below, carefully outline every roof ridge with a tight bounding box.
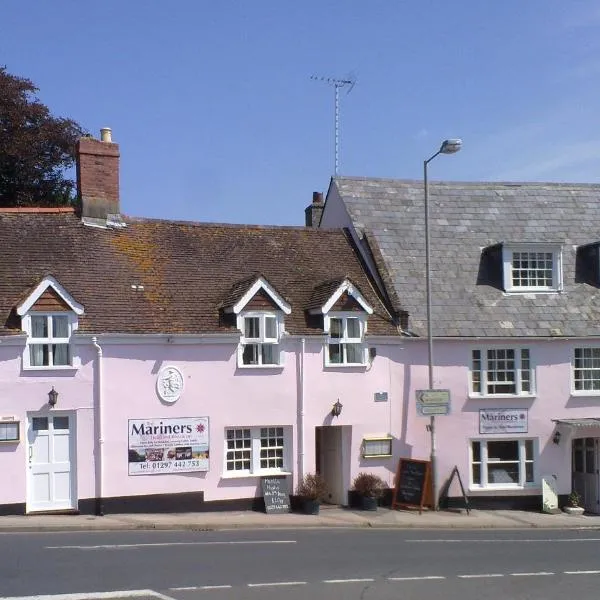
[0,207,76,213]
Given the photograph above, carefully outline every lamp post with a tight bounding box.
[424,138,462,510]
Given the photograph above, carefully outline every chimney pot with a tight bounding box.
[100,127,112,143]
[312,191,324,204]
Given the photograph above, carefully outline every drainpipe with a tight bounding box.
[298,337,306,481]
[92,337,104,516]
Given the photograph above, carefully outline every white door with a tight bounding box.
[27,413,76,513]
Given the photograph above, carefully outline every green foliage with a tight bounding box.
[568,490,581,508]
[296,473,328,501]
[352,472,387,499]
[0,66,86,207]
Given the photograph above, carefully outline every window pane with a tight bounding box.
[31,316,48,338]
[242,344,259,365]
[525,439,533,461]
[261,344,277,365]
[30,344,49,366]
[472,441,481,462]
[487,440,519,461]
[330,318,342,339]
[472,463,481,485]
[586,438,595,474]
[32,417,48,431]
[264,316,277,339]
[525,462,534,483]
[346,343,363,364]
[53,344,69,366]
[328,343,342,363]
[346,317,360,339]
[52,316,69,338]
[574,439,584,473]
[488,463,519,484]
[471,350,481,393]
[244,317,259,339]
[53,416,69,430]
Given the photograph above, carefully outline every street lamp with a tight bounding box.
[424,138,462,510]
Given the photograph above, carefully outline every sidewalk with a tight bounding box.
[1,505,600,532]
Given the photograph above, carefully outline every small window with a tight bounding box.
[25,313,72,368]
[32,417,48,431]
[502,246,562,293]
[238,313,282,367]
[224,426,289,475]
[0,421,20,442]
[470,348,534,396]
[573,347,600,392]
[470,439,536,488]
[363,437,393,458]
[326,314,366,366]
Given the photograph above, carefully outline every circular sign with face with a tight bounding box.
[157,366,184,403]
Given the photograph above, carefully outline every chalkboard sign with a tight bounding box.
[261,476,290,514]
[392,458,431,513]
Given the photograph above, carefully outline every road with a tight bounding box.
[3,528,600,599]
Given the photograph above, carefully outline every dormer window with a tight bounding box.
[239,312,282,366]
[502,244,562,293]
[326,314,366,365]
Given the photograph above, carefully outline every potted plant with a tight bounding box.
[563,490,584,515]
[296,473,328,515]
[352,472,387,511]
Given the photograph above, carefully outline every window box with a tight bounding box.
[470,439,535,489]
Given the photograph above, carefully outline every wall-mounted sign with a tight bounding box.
[157,366,184,403]
[374,392,388,402]
[128,417,209,475]
[0,420,20,442]
[416,389,451,417]
[479,408,528,434]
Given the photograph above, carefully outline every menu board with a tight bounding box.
[261,476,290,514]
[392,458,431,513]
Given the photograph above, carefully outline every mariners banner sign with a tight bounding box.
[479,409,528,434]
[128,417,209,475]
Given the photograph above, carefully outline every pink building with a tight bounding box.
[0,131,404,515]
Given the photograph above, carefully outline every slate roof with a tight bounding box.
[332,176,600,338]
[0,209,396,336]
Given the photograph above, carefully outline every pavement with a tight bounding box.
[1,505,600,532]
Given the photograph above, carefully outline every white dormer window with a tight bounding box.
[325,313,367,366]
[25,314,72,367]
[502,245,562,293]
[238,312,283,367]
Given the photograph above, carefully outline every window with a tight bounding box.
[238,313,281,367]
[362,436,393,458]
[0,421,20,442]
[574,347,600,392]
[24,314,72,368]
[326,314,366,366]
[471,348,534,396]
[225,427,288,475]
[471,439,535,488]
[503,246,562,292]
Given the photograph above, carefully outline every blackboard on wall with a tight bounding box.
[261,476,291,514]
[392,458,431,513]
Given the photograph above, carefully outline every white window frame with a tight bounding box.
[236,311,284,368]
[223,426,291,477]
[470,438,536,490]
[324,312,367,367]
[502,244,563,293]
[572,346,600,394]
[22,312,78,370]
[469,346,535,398]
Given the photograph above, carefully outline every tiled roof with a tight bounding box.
[0,211,396,336]
[333,176,600,338]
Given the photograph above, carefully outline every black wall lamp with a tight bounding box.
[48,387,59,408]
[553,430,561,445]
[331,399,343,418]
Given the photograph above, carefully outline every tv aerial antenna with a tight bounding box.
[311,74,356,176]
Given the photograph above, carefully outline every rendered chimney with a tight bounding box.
[305,191,324,227]
[77,128,120,223]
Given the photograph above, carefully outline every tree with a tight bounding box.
[0,66,85,207]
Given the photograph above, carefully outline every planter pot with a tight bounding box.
[302,499,321,515]
[360,496,378,511]
[563,506,585,515]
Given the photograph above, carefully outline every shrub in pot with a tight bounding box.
[296,473,328,515]
[352,472,387,510]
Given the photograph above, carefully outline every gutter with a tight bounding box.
[91,337,104,516]
[297,337,306,481]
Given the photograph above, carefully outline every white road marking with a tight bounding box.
[197,587,231,591]
[45,540,295,550]
[247,582,306,588]
[409,538,600,543]
[511,572,555,577]
[324,578,375,584]
[564,570,600,575]
[388,576,446,581]
[0,591,172,600]
[459,574,504,579]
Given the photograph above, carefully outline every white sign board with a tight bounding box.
[128,417,209,475]
[416,389,451,405]
[542,474,559,513]
[479,409,528,434]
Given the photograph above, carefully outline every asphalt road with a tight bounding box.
[3,528,600,600]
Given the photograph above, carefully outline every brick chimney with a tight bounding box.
[76,127,120,224]
[305,191,324,227]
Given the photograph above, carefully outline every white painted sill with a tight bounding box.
[468,394,537,400]
[22,365,79,373]
[221,471,292,480]
[236,364,284,370]
[469,484,539,493]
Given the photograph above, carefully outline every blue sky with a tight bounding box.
[3,1,600,225]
